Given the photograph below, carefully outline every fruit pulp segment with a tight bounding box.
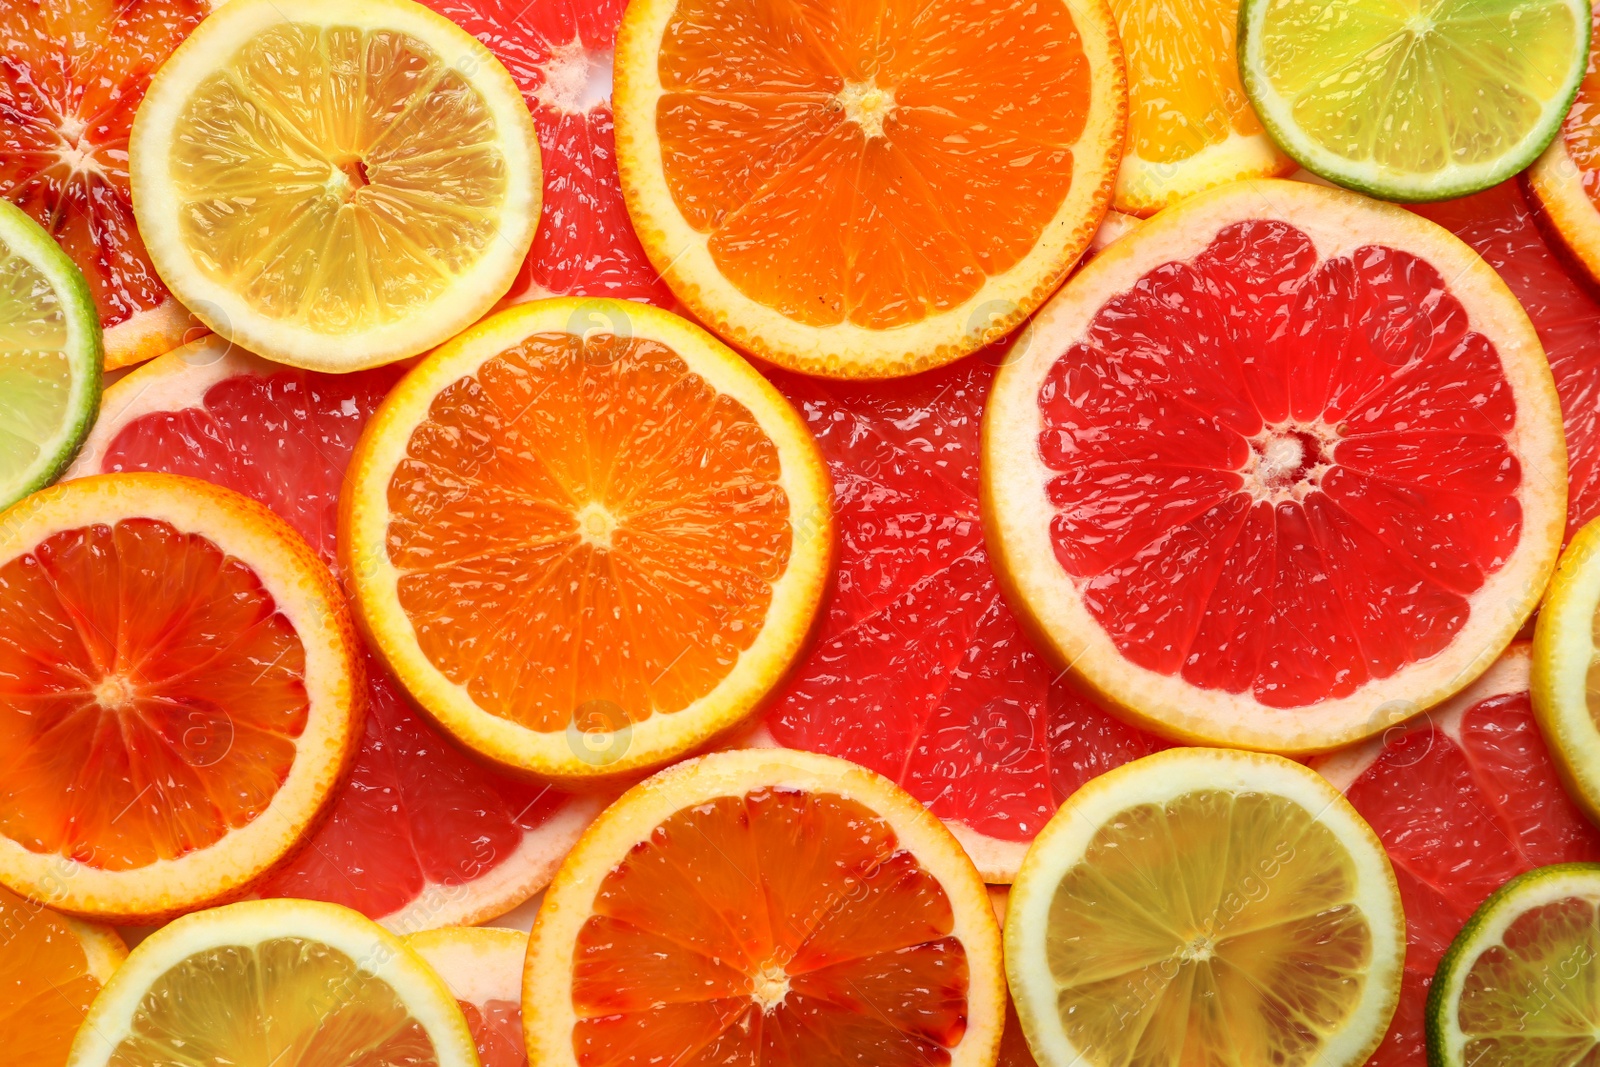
[459,999,526,1067]
[170,25,511,329]
[0,241,72,477]
[571,788,968,1067]
[1257,0,1580,173]
[763,356,1167,843]
[0,0,202,329]
[1045,789,1372,1065]
[1041,220,1521,708]
[654,0,1089,328]
[106,937,440,1066]
[0,519,307,870]
[1563,3,1600,210]
[388,332,791,732]
[0,884,102,1063]
[1341,691,1600,1067]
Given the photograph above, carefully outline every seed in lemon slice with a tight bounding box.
[0,473,364,924]
[524,747,1004,1067]
[1006,747,1404,1067]
[1240,0,1590,201]
[342,297,833,785]
[1532,515,1600,825]
[612,0,1126,379]
[65,898,477,1067]
[1527,5,1600,292]
[1,883,126,1067]
[128,0,542,372]
[408,926,529,1067]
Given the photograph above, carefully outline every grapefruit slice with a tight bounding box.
[613,0,1127,378]
[65,898,477,1067]
[128,0,542,371]
[755,352,1167,882]
[68,338,603,930]
[421,0,673,307]
[1,883,126,1067]
[0,473,363,924]
[408,926,529,1067]
[1006,747,1404,1067]
[343,298,833,784]
[1528,3,1600,291]
[984,178,1568,753]
[1312,643,1600,1067]
[0,0,205,370]
[523,748,1005,1067]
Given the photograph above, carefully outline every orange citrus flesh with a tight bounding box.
[387,332,791,731]
[571,787,969,1066]
[1563,2,1600,211]
[653,0,1091,329]
[0,884,120,1065]
[1122,0,1260,160]
[0,518,306,870]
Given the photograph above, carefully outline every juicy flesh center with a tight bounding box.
[537,36,614,114]
[836,80,895,139]
[1242,422,1337,502]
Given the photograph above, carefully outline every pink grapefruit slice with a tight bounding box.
[1313,643,1600,1067]
[408,926,529,1067]
[754,350,1168,882]
[68,338,602,930]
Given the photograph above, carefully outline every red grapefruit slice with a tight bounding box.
[68,338,602,930]
[420,0,672,307]
[408,926,529,1067]
[1313,643,1600,1067]
[0,0,206,369]
[755,351,1167,882]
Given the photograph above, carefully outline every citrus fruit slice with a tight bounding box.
[65,898,477,1067]
[1,883,126,1067]
[1413,181,1600,542]
[1110,0,1292,215]
[1313,643,1600,1067]
[421,0,673,307]
[1534,516,1600,823]
[0,472,363,924]
[1007,747,1404,1067]
[0,0,206,370]
[753,352,1167,882]
[1528,4,1600,292]
[128,0,542,372]
[1240,0,1590,201]
[0,201,101,511]
[343,297,833,784]
[612,0,1126,379]
[983,178,1568,753]
[408,926,529,1067]
[524,747,1005,1067]
[68,338,603,930]
[1426,863,1600,1067]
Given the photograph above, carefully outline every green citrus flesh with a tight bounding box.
[0,201,103,509]
[1240,0,1590,201]
[1427,863,1600,1067]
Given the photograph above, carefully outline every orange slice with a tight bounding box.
[1527,3,1600,291]
[342,297,833,784]
[524,747,1004,1067]
[612,0,1125,379]
[983,179,1567,753]
[1,883,125,1067]
[409,926,530,1067]
[0,473,363,923]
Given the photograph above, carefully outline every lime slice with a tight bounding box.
[1427,863,1600,1066]
[1533,516,1600,826]
[1239,0,1591,201]
[0,200,101,510]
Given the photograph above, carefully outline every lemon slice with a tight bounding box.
[1533,515,1600,824]
[1006,747,1404,1067]
[129,0,541,371]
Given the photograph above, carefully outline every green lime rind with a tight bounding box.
[1239,0,1592,203]
[1426,862,1600,1067]
[0,200,103,511]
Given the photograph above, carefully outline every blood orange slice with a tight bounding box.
[0,0,206,370]
[67,338,602,930]
[524,748,1005,1067]
[1,883,125,1067]
[755,352,1167,882]
[1312,643,1600,1067]
[984,178,1567,753]
[409,926,529,1067]
[0,473,363,924]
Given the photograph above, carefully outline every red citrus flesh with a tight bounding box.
[762,354,1166,852]
[0,0,202,330]
[1414,181,1600,541]
[1044,220,1523,708]
[460,999,526,1067]
[420,0,671,306]
[86,360,584,923]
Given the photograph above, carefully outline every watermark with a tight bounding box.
[565,698,633,767]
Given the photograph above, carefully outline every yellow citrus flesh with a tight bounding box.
[1533,515,1600,825]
